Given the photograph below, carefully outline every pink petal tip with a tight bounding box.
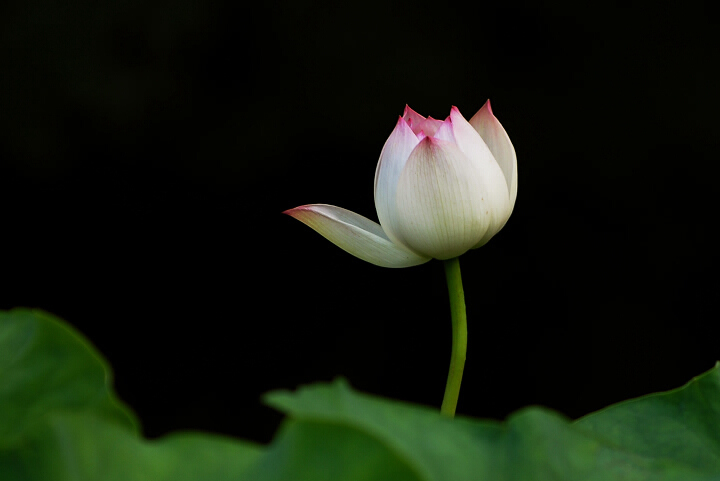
[402,105,425,129]
[482,99,493,115]
[283,206,308,216]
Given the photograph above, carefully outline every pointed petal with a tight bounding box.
[448,106,511,247]
[374,116,421,251]
[284,204,431,268]
[415,117,444,138]
[469,100,518,211]
[402,105,426,135]
[393,137,491,260]
[431,115,455,143]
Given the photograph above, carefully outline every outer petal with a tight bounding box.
[448,106,512,248]
[393,137,491,260]
[373,116,421,251]
[284,204,431,268]
[469,100,517,214]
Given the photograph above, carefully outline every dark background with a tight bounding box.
[2,0,718,444]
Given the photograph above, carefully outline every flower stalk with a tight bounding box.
[441,257,467,417]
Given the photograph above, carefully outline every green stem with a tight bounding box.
[440,256,467,417]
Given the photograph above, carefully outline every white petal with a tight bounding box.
[284,204,431,268]
[448,106,512,248]
[469,100,517,214]
[373,116,421,251]
[393,137,491,260]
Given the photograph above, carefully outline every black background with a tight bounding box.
[2,0,718,444]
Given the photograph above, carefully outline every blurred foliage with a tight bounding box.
[2,308,719,480]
